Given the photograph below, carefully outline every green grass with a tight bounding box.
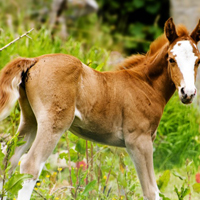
[0,27,109,69]
[0,24,200,200]
[155,94,200,170]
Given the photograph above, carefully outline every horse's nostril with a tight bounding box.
[180,87,188,98]
[181,87,185,95]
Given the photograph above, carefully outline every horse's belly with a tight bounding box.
[69,118,125,147]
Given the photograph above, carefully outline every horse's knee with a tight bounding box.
[20,155,44,179]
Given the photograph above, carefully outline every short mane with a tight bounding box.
[117,25,189,70]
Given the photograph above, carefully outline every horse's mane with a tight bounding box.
[117,25,189,70]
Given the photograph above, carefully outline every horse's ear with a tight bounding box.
[190,19,200,44]
[164,18,178,43]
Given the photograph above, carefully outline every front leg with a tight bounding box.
[125,133,160,200]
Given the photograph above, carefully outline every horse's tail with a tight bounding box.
[0,57,37,121]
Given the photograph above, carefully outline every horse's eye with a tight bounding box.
[169,58,175,64]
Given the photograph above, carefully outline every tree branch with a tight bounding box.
[0,28,34,52]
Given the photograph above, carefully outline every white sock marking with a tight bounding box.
[17,179,36,200]
[17,162,45,200]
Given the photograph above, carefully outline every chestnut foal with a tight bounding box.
[0,18,200,200]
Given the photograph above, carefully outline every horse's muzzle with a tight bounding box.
[180,87,196,104]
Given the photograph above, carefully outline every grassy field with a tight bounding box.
[0,21,200,200]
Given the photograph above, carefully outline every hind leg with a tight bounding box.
[8,86,37,173]
[8,115,37,172]
[17,105,75,200]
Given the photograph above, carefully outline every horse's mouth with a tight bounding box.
[181,97,194,104]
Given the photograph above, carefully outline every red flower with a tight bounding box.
[76,160,87,170]
[195,172,200,183]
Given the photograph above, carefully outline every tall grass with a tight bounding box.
[154,94,200,170]
[0,27,108,69]
[0,22,200,199]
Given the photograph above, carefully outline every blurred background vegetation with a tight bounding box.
[0,0,169,54]
[1,0,200,199]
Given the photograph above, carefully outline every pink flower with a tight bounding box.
[76,161,87,170]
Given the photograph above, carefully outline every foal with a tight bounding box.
[0,18,200,200]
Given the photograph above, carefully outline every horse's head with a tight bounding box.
[165,18,200,104]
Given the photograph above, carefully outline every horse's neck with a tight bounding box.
[147,45,176,104]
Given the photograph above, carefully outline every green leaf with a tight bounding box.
[145,3,160,14]
[174,185,190,200]
[157,170,170,192]
[192,183,200,193]
[182,188,190,198]
[59,152,68,160]
[4,173,33,194]
[159,193,170,200]
[82,180,97,196]
[75,139,86,155]
[172,171,186,180]
[71,167,77,186]
[133,0,145,9]
[0,150,5,170]
[17,140,26,147]
[69,149,79,162]
[95,62,104,71]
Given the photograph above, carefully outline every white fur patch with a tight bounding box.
[18,162,45,199]
[75,107,82,120]
[171,40,197,95]
[155,191,160,200]
[17,179,36,200]
[39,162,45,175]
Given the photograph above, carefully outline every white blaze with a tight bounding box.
[170,40,197,95]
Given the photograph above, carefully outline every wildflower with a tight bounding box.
[46,174,50,178]
[18,161,21,166]
[58,167,62,171]
[36,182,41,186]
[34,187,38,190]
[76,161,87,170]
[103,175,107,180]
[196,172,200,183]
[13,198,17,200]
[53,172,57,175]
[55,198,59,200]
[120,197,123,199]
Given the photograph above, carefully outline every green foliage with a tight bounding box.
[97,0,168,53]
[174,185,190,200]
[154,94,200,169]
[0,2,200,199]
[4,173,33,196]
[0,28,109,71]
[81,180,97,196]
[0,132,33,198]
[192,183,200,193]
[157,170,170,192]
